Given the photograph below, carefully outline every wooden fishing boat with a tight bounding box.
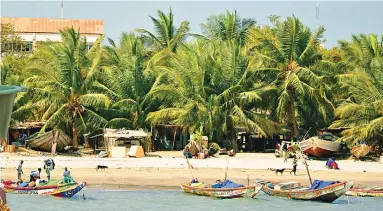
[255,180,353,203]
[180,183,262,198]
[299,133,341,157]
[49,182,86,198]
[346,187,383,197]
[1,181,85,198]
[27,129,71,152]
[350,144,373,159]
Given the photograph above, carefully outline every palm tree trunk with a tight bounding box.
[72,123,79,150]
[287,91,299,138]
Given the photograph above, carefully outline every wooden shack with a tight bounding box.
[103,128,148,157]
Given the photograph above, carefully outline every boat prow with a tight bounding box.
[50,182,86,198]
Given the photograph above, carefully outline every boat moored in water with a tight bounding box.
[255,179,353,203]
[0,181,86,198]
[180,180,262,198]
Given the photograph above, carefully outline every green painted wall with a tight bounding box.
[0,85,25,141]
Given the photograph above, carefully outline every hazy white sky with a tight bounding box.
[1,1,383,47]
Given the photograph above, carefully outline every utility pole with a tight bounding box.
[316,0,320,29]
[61,0,64,19]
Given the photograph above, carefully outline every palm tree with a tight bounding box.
[330,34,383,144]
[136,8,190,52]
[100,33,155,129]
[249,16,333,138]
[146,39,279,151]
[201,10,256,46]
[13,28,110,149]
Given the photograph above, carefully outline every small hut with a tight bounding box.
[103,128,147,157]
[8,121,45,145]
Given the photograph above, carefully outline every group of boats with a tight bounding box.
[181,178,383,202]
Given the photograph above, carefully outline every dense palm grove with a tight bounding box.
[2,10,383,149]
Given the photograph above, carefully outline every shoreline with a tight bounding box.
[1,152,383,189]
[2,167,383,189]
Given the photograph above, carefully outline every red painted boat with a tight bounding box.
[299,133,340,158]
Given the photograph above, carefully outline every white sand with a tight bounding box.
[1,152,382,173]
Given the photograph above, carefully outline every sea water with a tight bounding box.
[6,189,383,211]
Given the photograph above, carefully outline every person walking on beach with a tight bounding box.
[290,154,298,175]
[282,142,288,162]
[43,158,55,181]
[44,161,51,181]
[17,161,24,180]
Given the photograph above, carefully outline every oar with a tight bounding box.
[298,128,313,186]
[186,158,195,180]
[82,186,86,200]
[224,157,229,181]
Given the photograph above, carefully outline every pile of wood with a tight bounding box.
[1,139,16,153]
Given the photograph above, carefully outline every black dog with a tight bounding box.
[275,168,286,175]
[96,165,108,171]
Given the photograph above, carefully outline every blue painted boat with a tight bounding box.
[50,182,86,198]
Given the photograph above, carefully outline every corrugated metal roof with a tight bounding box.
[1,17,104,35]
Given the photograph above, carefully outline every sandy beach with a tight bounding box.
[1,152,382,189]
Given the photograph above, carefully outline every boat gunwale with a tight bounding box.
[180,184,258,191]
[2,182,76,191]
[257,181,348,194]
[348,189,383,194]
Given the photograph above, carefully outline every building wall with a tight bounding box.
[18,33,101,43]
[2,17,104,53]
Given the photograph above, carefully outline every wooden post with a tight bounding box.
[303,158,313,186]
[172,129,177,150]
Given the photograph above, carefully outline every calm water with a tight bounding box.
[6,189,383,211]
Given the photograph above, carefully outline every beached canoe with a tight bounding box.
[346,187,383,197]
[350,144,373,159]
[27,129,71,152]
[255,180,353,203]
[299,134,341,158]
[180,184,262,198]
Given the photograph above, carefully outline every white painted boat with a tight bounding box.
[299,133,340,158]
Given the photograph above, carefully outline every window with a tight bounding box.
[3,41,33,52]
[86,43,93,51]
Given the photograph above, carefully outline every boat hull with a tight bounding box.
[180,184,262,198]
[1,182,84,198]
[299,137,341,158]
[346,188,383,197]
[50,182,85,198]
[258,181,353,203]
[350,144,372,159]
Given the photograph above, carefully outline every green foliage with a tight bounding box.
[7,11,383,149]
